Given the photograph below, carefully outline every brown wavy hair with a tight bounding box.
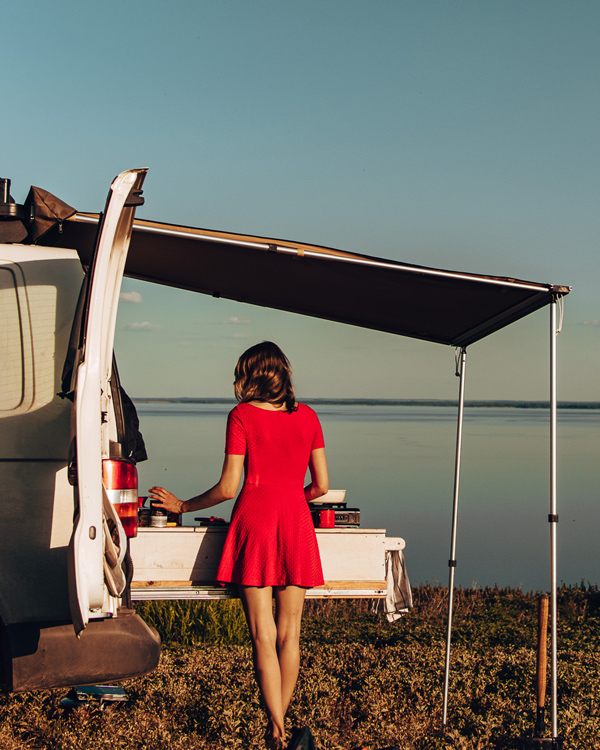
[234,341,296,412]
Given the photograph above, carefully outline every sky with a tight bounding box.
[3,1,599,402]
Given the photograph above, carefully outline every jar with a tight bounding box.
[150,505,168,528]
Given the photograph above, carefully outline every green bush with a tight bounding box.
[135,599,250,647]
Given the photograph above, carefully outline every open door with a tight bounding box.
[67,169,147,632]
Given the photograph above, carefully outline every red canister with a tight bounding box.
[313,509,335,528]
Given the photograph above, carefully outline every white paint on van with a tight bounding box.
[50,466,73,550]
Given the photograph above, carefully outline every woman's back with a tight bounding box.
[226,403,324,486]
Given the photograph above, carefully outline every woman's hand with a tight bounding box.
[148,486,185,514]
[148,455,243,516]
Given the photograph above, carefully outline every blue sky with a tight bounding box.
[3,1,599,400]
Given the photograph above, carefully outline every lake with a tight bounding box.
[133,402,599,592]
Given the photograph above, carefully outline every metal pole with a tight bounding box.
[442,347,467,728]
[549,299,559,739]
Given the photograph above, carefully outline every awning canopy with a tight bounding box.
[52,212,570,348]
[41,179,569,736]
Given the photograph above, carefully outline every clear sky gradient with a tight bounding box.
[3,1,599,401]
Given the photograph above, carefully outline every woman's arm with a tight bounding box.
[149,453,245,514]
[304,447,329,503]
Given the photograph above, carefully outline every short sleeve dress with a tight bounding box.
[216,402,325,588]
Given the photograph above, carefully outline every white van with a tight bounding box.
[0,169,160,693]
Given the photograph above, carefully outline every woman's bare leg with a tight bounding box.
[239,586,286,744]
[274,585,306,714]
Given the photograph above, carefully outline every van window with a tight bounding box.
[0,266,25,412]
[25,283,57,410]
[0,262,57,416]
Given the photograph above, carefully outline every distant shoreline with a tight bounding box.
[132,397,600,409]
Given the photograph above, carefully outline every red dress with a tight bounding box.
[216,402,325,587]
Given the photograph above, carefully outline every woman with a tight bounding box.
[149,341,329,748]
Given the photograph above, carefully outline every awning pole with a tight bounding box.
[442,346,467,728]
[550,299,559,740]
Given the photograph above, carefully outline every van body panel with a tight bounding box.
[0,463,73,627]
[0,247,83,629]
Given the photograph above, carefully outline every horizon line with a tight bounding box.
[131,397,600,409]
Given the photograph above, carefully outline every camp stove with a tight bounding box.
[310,500,360,527]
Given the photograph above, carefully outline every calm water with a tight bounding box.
[134,402,599,592]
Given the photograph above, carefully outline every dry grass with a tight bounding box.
[1,586,599,750]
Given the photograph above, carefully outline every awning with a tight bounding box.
[51,213,570,347]
[42,185,570,738]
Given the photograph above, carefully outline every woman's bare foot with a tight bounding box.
[264,721,286,749]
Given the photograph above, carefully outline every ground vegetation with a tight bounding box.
[0,585,598,749]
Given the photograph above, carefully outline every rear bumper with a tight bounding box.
[2,608,160,693]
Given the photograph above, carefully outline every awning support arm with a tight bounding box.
[442,346,468,728]
[550,297,559,740]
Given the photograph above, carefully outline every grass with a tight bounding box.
[0,585,599,749]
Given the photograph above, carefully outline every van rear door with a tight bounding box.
[67,169,147,632]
